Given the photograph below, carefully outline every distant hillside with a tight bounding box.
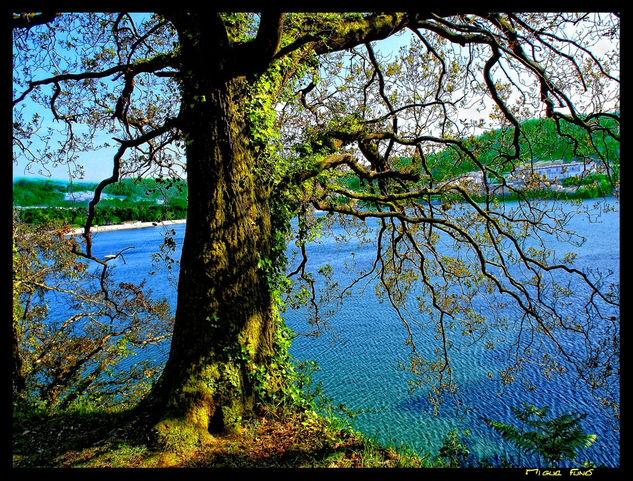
[13,177,188,226]
[419,115,620,182]
[14,116,618,224]
[13,177,187,207]
[338,116,618,203]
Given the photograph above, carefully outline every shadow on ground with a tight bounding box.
[12,408,424,468]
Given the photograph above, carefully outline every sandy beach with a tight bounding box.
[68,219,186,236]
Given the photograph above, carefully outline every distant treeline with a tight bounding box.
[419,115,620,181]
[13,116,619,226]
[16,205,188,226]
[339,115,619,200]
[13,177,188,226]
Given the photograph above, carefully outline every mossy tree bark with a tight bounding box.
[147,14,280,447]
[142,11,417,447]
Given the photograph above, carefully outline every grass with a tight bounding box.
[12,405,430,469]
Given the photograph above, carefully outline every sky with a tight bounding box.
[12,12,153,183]
[11,14,418,184]
[12,13,618,184]
[13,148,118,184]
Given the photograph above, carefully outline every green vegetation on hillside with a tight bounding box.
[13,116,619,226]
[338,115,619,205]
[13,177,188,226]
[421,115,620,181]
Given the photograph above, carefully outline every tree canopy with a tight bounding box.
[13,11,620,446]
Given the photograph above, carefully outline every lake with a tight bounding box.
[67,197,620,467]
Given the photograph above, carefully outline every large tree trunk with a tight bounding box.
[146,19,281,446]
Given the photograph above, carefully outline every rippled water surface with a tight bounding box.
[76,198,620,467]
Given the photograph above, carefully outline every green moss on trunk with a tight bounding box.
[145,64,283,448]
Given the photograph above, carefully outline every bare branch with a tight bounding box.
[12,12,58,29]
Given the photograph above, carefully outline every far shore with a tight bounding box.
[68,219,186,236]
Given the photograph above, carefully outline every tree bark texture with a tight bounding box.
[148,16,278,447]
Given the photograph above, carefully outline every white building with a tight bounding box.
[512,159,598,182]
[448,159,600,194]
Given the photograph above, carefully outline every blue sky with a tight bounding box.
[13,14,617,184]
[12,12,153,183]
[13,148,119,183]
[12,15,413,184]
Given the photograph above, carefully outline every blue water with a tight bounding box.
[68,198,620,467]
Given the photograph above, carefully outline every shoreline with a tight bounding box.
[68,219,186,236]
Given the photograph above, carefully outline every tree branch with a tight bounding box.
[274,13,412,61]
[12,12,58,29]
[13,52,178,107]
[77,118,180,260]
[232,12,285,77]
